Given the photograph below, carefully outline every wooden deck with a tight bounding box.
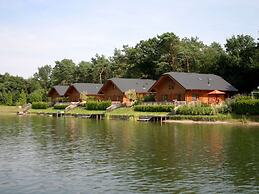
[35,112,105,120]
[137,115,170,122]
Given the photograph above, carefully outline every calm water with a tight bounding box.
[0,115,258,193]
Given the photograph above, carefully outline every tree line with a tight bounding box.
[0,32,258,105]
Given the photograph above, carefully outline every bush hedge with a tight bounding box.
[143,95,155,102]
[133,105,174,112]
[232,94,252,101]
[32,102,48,109]
[85,101,112,110]
[54,103,69,109]
[231,99,259,115]
[176,104,215,115]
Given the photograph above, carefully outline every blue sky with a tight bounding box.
[0,0,258,77]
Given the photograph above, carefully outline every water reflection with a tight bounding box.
[0,115,258,193]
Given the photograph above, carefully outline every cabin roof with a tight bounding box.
[155,72,238,92]
[48,85,69,96]
[99,78,156,93]
[71,83,103,94]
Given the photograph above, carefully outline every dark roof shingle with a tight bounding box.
[52,85,69,96]
[72,83,102,94]
[103,78,156,93]
[164,72,238,91]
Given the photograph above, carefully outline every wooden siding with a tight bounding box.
[208,94,225,104]
[65,86,80,102]
[101,81,124,102]
[152,75,227,104]
[48,90,62,103]
[152,75,186,101]
[185,90,226,104]
[100,81,152,104]
[66,86,102,102]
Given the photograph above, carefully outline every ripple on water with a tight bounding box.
[0,116,259,193]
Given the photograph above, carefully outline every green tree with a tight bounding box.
[110,48,130,78]
[156,32,181,76]
[220,35,258,92]
[52,59,76,85]
[27,89,44,103]
[27,78,42,94]
[6,92,13,106]
[199,42,225,73]
[178,37,205,72]
[126,37,160,79]
[33,65,52,89]
[16,90,27,106]
[91,54,112,83]
[75,61,93,82]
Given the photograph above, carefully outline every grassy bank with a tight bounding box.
[0,105,20,113]
[29,107,105,115]
[106,107,168,116]
[1,105,259,124]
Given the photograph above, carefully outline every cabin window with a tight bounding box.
[176,94,182,101]
[163,95,168,101]
[192,94,199,101]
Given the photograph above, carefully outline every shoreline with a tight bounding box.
[16,112,259,126]
[1,105,259,126]
[163,119,259,126]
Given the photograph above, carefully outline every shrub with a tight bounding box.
[28,89,44,103]
[125,89,137,101]
[133,100,142,106]
[133,105,174,112]
[16,90,27,106]
[231,99,259,115]
[32,102,48,109]
[143,94,155,102]
[176,104,215,115]
[232,94,252,101]
[80,94,97,101]
[54,103,69,109]
[6,92,13,106]
[214,99,232,114]
[85,101,112,110]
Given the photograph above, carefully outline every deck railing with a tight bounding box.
[141,101,186,106]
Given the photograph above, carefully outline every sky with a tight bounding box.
[0,0,258,78]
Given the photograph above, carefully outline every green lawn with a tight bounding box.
[68,107,105,114]
[0,105,20,113]
[106,107,169,116]
[29,106,169,117]
[29,107,105,115]
[29,107,59,113]
[2,105,259,123]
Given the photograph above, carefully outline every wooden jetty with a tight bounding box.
[36,112,105,120]
[137,115,170,122]
[109,115,133,120]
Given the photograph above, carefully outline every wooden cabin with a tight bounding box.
[47,85,69,103]
[149,72,238,104]
[98,78,156,104]
[64,83,103,102]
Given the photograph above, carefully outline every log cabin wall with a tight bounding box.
[101,81,124,102]
[153,75,186,101]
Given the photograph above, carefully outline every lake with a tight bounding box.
[0,115,258,193]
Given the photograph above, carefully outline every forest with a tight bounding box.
[0,32,258,105]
